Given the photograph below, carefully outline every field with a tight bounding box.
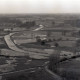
[0,14,80,80]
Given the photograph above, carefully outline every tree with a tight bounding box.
[48,50,61,72]
[41,40,46,45]
[54,42,59,47]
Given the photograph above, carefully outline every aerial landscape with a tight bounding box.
[0,14,80,80]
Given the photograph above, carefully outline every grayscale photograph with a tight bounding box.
[0,0,80,80]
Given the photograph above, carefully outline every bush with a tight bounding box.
[54,42,59,47]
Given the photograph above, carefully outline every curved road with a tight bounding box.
[4,33,27,53]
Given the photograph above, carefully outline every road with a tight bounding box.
[32,25,44,31]
[4,33,27,53]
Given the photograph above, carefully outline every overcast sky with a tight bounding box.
[0,0,80,14]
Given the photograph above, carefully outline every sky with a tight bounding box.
[0,0,80,14]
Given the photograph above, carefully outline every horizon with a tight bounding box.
[0,0,80,14]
